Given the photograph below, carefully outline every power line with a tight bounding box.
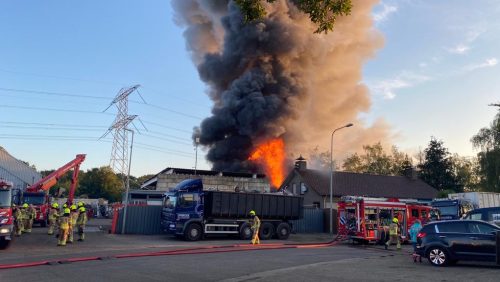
[0,87,111,100]
[0,86,205,120]
[0,134,194,157]
[0,104,115,115]
[0,120,193,144]
[0,68,128,86]
[0,121,107,128]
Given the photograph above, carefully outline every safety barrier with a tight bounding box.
[290,207,325,233]
[114,205,163,235]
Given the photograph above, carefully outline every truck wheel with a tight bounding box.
[259,222,274,240]
[184,223,202,241]
[0,238,11,250]
[239,223,253,240]
[275,223,291,240]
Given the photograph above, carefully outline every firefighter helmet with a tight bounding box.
[52,203,59,209]
[77,201,84,207]
[392,218,399,223]
[63,208,71,215]
[249,210,256,216]
[22,203,29,208]
[79,207,86,213]
[70,204,77,211]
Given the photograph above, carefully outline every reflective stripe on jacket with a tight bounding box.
[389,223,398,236]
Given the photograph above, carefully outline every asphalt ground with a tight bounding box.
[1,220,499,281]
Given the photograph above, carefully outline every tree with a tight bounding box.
[234,0,352,33]
[418,137,460,192]
[78,167,124,202]
[471,103,500,192]
[450,155,481,192]
[342,143,413,176]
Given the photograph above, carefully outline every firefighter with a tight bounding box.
[57,208,71,246]
[13,204,24,236]
[385,217,401,250]
[48,203,60,235]
[249,210,260,245]
[76,206,88,241]
[21,203,29,233]
[25,204,37,233]
[68,204,78,243]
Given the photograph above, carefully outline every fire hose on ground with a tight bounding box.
[0,235,345,270]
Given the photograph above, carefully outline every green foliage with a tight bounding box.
[471,104,500,192]
[78,166,124,202]
[235,0,352,33]
[342,142,413,176]
[450,155,481,192]
[418,137,460,192]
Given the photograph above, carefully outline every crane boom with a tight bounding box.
[26,154,86,203]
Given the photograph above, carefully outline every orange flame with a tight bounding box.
[248,138,286,189]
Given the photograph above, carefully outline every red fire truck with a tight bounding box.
[22,154,86,226]
[0,179,14,249]
[338,196,432,244]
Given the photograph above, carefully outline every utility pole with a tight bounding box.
[194,137,200,175]
[101,85,144,234]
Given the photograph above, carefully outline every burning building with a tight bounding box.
[172,0,391,186]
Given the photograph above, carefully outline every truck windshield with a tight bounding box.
[23,195,45,205]
[435,205,458,216]
[0,190,12,208]
[164,195,176,209]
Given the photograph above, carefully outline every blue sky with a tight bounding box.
[0,0,499,177]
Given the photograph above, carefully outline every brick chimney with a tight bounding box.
[295,155,307,171]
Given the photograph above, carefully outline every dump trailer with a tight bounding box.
[448,192,500,208]
[161,179,303,241]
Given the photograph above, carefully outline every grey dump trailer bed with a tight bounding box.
[204,191,303,220]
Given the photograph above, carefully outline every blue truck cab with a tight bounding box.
[161,178,303,241]
[161,179,204,239]
[431,198,476,220]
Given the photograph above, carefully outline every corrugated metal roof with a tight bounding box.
[0,146,41,189]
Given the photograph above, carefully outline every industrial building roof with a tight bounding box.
[283,168,438,200]
[140,167,266,189]
[0,146,41,187]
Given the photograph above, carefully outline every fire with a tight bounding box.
[248,138,286,189]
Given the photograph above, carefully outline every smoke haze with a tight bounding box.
[171,0,392,172]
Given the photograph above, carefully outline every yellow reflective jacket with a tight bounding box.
[71,212,79,225]
[389,223,399,236]
[251,216,261,231]
[59,216,71,230]
[49,208,59,221]
[77,212,87,225]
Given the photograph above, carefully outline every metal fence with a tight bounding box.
[115,205,163,235]
[290,208,325,233]
[115,205,326,235]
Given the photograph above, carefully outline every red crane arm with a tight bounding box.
[26,154,86,198]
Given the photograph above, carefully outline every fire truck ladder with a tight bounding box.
[26,154,86,204]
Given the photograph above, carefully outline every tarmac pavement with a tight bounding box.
[1,219,499,282]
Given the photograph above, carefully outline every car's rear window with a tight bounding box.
[421,224,436,233]
[436,222,467,233]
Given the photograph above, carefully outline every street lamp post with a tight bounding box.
[329,123,353,234]
[121,129,134,234]
[194,137,200,175]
